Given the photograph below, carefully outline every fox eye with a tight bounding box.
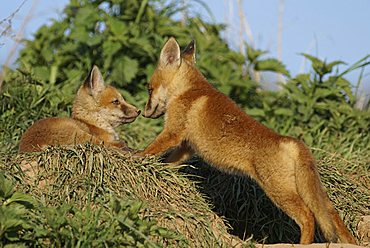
[112,99,120,105]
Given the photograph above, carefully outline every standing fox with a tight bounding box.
[19,65,140,153]
[138,38,356,244]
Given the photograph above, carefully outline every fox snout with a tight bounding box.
[121,103,141,123]
[143,97,164,119]
[143,85,167,119]
[143,98,155,118]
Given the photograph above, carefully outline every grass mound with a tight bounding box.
[0,145,242,247]
[1,143,368,246]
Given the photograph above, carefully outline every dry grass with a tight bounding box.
[1,145,245,247]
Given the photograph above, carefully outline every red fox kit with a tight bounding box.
[138,38,356,244]
[19,65,140,153]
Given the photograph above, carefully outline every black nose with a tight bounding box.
[137,109,141,115]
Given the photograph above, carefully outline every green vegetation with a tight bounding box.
[0,0,369,246]
[0,171,185,247]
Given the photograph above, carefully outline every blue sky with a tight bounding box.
[202,1,370,81]
[1,0,369,94]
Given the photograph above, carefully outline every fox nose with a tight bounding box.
[136,109,141,115]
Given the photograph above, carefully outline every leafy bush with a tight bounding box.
[13,0,256,102]
[247,53,370,147]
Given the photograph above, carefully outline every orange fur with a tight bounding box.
[138,38,356,244]
[19,66,140,153]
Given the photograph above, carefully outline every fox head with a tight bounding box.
[72,65,140,128]
[143,38,197,118]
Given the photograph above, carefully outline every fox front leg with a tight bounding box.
[164,141,194,165]
[111,141,136,153]
[137,129,183,157]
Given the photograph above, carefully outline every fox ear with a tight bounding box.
[181,40,196,64]
[159,37,181,68]
[85,65,105,96]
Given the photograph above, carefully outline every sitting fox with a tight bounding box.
[138,38,356,244]
[19,65,140,153]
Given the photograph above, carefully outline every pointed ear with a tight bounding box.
[159,37,181,68]
[181,40,196,64]
[85,65,105,97]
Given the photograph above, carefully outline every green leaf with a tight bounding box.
[336,77,355,103]
[326,60,346,73]
[86,35,103,47]
[33,66,50,82]
[301,53,345,77]
[4,192,37,208]
[246,45,267,63]
[112,56,139,84]
[274,108,293,116]
[74,5,98,27]
[303,133,313,146]
[337,104,353,114]
[315,88,334,98]
[298,105,308,115]
[0,174,14,200]
[103,40,122,66]
[247,108,265,117]
[300,53,322,65]
[135,0,149,24]
[129,36,155,58]
[122,57,139,82]
[229,79,253,88]
[70,26,89,43]
[301,53,326,76]
[254,58,290,76]
[108,18,128,36]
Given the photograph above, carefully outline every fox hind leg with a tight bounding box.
[263,186,315,244]
[326,200,356,244]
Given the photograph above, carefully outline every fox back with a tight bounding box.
[19,66,140,153]
[139,38,356,245]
